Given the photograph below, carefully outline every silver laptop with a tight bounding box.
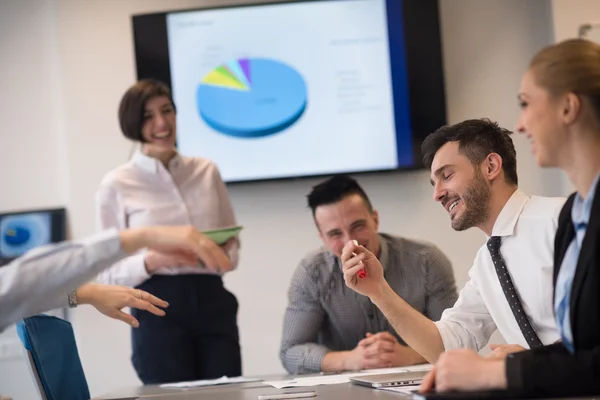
[349,371,428,388]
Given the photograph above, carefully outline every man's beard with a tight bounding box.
[451,171,490,231]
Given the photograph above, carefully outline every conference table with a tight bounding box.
[92,373,595,400]
[92,371,419,400]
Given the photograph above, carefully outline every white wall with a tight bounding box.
[549,0,600,196]
[0,1,69,398]
[0,0,68,213]
[0,0,565,398]
[552,0,600,41]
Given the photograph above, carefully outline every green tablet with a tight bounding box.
[202,226,243,245]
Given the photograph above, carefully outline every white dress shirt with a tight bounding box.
[0,229,125,332]
[95,151,239,288]
[435,190,565,350]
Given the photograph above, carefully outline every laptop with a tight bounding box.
[350,371,429,388]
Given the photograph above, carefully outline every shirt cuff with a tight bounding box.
[228,245,240,270]
[505,352,525,391]
[435,320,463,351]
[94,250,150,287]
[301,345,330,373]
[129,251,152,284]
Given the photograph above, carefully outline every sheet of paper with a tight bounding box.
[403,364,433,372]
[264,373,358,389]
[264,366,425,389]
[380,384,422,395]
[160,376,260,389]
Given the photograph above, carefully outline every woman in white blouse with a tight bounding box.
[95,79,241,384]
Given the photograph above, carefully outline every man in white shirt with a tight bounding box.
[0,225,230,332]
[341,118,564,363]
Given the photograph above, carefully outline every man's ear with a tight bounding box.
[315,219,324,241]
[483,153,503,181]
[371,209,380,230]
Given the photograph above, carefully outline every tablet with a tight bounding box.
[203,226,243,245]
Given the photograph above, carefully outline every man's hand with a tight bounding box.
[419,349,507,393]
[344,332,425,370]
[120,226,232,273]
[361,332,426,367]
[486,344,526,360]
[76,283,169,328]
[340,241,388,300]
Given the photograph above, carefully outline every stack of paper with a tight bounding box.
[265,373,360,389]
[160,376,260,389]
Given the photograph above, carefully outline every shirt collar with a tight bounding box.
[378,234,390,271]
[132,150,182,174]
[572,172,600,226]
[490,189,530,238]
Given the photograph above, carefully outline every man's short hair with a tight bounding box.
[421,118,518,185]
[307,175,373,217]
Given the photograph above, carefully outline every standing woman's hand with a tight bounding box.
[120,225,232,273]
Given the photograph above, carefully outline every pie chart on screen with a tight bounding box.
[196,58,307,138]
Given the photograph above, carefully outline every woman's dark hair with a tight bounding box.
[118,79,176,142]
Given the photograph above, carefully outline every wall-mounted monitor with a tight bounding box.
[132,0,446,183]
[0,208,67,266]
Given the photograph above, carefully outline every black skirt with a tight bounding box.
[131,274,241,384]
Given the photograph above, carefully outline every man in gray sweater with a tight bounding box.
[280,175,458,374]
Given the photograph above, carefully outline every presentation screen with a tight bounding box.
[132,0,446,182]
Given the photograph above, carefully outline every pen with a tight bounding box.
[352,240,368,279]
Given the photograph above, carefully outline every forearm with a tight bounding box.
[119,228,152,253]
[95,252,150,287]
[321,350,353,372]
[399,345,429,366]
[281,343,330,374]
[371,283,445,362]
[76,283,108,306]
[0,229,127,330]
[505,344,600,396]
[94,227,159,287]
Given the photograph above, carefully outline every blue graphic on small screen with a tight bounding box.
[0,213,52,258]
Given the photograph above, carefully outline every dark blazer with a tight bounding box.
[506,182,600,397]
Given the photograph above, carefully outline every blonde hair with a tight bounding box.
[529,38,600,120]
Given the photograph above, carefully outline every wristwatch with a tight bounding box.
[68,290,78,308]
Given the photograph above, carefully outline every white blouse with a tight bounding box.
[95,151,239,288]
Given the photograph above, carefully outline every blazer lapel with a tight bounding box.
[554,220,575,284]
[569,182,600,334]
[553,195,575,297]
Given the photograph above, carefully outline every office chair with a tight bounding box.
[16,315,90,400]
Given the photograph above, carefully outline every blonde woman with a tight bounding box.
[419,39,600,396]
